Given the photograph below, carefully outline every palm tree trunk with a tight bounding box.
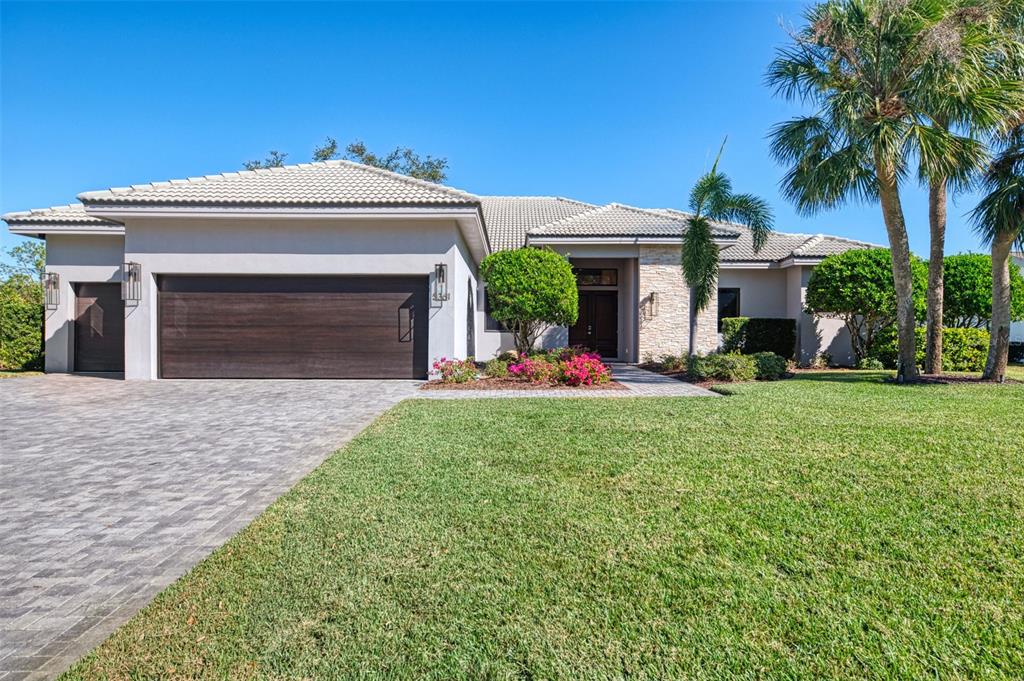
[925,177,946,375]
[688,289,698,358]
[875,154,919,382]
[983,232,1014,382]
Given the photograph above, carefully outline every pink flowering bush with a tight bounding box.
[558,353,611,386]
[507,356,558,383]
[508,349,611,386]
[431,357,478,383]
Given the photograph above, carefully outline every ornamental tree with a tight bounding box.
[479,248,578,354]
[805,248,927,362]
[943,253,1024,328]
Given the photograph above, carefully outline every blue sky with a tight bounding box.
[1,1,992,264]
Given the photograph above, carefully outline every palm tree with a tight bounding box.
[681,141,773,357]
[917,1,1024,374]
[767,0,1003,382]
[972,120,1024,381]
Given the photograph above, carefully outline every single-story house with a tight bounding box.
[3,160,871,380]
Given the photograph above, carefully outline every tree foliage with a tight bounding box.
[943,253,1024,327]
[767,0,1024,381]
[806,248,927,361]
[245,137,449,183]
[0,242,45,370]
[479,248,578,354]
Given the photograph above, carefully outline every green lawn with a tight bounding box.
[64,372,1024,680]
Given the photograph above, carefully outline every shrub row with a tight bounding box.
[0,278,43,370]
[688,351,788,382]
[720,317,797,360]
[867,326,990,372]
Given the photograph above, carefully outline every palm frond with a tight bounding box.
[909,123,990,188]
[681,216,719,313]
[718,194,775,252]
[972,132,1024,245]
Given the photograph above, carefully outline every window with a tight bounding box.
[575,268,617,286]
[483,288,505,331]
[717,288,741,330]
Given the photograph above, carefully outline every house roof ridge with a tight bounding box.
[792,234,826,256]
[77,158,478,203]
[527,203,614,234]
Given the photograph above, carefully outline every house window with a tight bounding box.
[575,268,617,286]
[483,288,505,331]
[717,288,741,330]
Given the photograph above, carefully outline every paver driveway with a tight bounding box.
[0,375,419,680]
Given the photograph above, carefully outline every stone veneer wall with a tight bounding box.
[637,245,719,360]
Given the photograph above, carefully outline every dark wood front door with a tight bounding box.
[569,291,618,357]
[157,276,428,379]
[75,283,125,372]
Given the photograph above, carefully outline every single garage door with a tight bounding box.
[158,276,428,379]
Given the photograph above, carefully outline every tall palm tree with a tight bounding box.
[681,142,773,357]
[917,1,1024,374]
[767,0,1000,382]
[972,120,1024,381]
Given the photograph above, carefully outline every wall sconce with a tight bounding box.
[648,292,659,318]
[433,263,450,302]
[122,261,142,303]
[41,272,60,309]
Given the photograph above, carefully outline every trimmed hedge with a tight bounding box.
[752,352,787,380]
[867,326,990,372]
[689,353,757,382]
[719,317,796,359]
[0,277,43,370]
[1011,342,1024,364]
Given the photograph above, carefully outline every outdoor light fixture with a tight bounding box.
[433,263,450,302]
[648,291,659,318]
[122,261,142,303]
[41,272,60,309]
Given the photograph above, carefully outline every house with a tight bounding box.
[3,160,870,380]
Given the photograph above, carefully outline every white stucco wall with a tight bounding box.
[121,217,475,379]
[787,265,854,366]
[717,269,788,318]
[43,234,125,372]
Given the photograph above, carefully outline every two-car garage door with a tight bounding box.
[158,276,428,379]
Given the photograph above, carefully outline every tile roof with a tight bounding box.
[2,203,120,227]
[527,203,740,241]
[479,196,598,250]
[654,208,876,263]
[77,159,479,207]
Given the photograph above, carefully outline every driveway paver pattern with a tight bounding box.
[0,375,418,680]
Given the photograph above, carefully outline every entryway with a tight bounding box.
[569,290,618,357]
[74,283,125,373]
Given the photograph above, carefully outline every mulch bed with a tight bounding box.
[892,373,1022,385]
[420,378,628,391]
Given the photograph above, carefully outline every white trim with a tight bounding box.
[83,205,480,220]
[8,226,125,237]
[527,236,739,247]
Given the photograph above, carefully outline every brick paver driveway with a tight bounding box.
[0,375,418,680]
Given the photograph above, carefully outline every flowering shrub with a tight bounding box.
[508,356,558,383]
[431,357,478,383]
[558,353,611,386]
[508,349,611,386]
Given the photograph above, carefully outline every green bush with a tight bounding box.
[941,328,990,372]
[867,326,989,372]
[483,359,509,378]
[943,253,1024,327]
[689,353,757,382]
[0,277,43,370]
[857,357,885,370]
[752,352,787,380]
[659,354,687,373]
[1011,342,1024,364]
[720,317,748,353]
[479,248,578,354]
[719,317,796,359]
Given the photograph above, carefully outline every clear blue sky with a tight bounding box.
[1,1,991,265]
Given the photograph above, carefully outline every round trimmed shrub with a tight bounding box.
[752,352,787,380]
[689,353,757,382]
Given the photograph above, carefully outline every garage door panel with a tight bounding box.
[158,276,428,379]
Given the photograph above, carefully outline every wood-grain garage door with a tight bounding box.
[158,276,428,379]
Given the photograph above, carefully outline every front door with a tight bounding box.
[75,283,125,372]
[569,291,618,357]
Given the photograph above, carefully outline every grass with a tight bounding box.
[0,369,42,379]
[63,372,1024,679]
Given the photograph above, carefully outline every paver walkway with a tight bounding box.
[0,375,418,680]
[419,363,719,398]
